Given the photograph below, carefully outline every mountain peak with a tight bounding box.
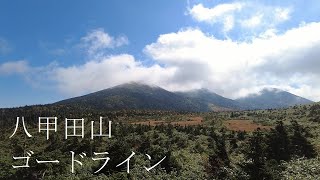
[177,88,244,110]
[237,88,313,109]
[114,82,161,90]
[186,88,219,95]
[56,82,210,112]
[55,83,314,112]
[261,87,283,93]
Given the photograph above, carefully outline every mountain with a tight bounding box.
[55,82,210,112]
[236,88,313,109]
[176,89,246,111]
[55,83,313,112]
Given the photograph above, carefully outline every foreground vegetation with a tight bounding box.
[0,103,320,179]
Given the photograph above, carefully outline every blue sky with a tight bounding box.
[0,0,189,107]
[1,0,320,107]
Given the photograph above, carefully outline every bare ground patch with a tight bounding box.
[132,116,203,126]
[224,120,272,132]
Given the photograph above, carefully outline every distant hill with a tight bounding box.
[176,89,247,111]
[236,88,313,109]
[55,84,313,112]
[55,82,210,112]
[0,83,314,112]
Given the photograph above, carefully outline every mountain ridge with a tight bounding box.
[55,82,210,112]
[236,88,313,109]
[54,83,313,112]
[176,88,247,111]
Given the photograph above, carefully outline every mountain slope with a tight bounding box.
[176,89,246,111]
[236,88,313,109]
[55,84,314,112]
[55,82,210,112]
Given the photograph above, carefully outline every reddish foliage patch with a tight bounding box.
[132,117,203,126]
[224,120,272,132]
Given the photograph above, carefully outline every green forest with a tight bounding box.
[0,103,320,179]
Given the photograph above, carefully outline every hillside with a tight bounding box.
[177,89,246,110]
[55,82,210,112]
[54,84,314,112]
[236,88,313,109]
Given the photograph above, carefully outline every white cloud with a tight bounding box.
[49,54,175,96]
[0,61,30,75]
[223,15,235,32]
[241,14,263,28]
[189,3,243,23]
[8,22,320,102]
[81,28,129,56]
[144,22,320,101]
[259,28,278,39]
[189,3,243,32]
[189,2,292,34]
[274,7,291,23]
[0,38,11,54]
